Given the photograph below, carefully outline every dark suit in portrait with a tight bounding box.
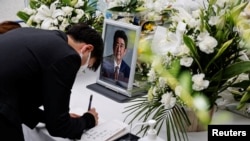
[101,54,130,83]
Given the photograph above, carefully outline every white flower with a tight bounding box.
[198,35,218,54]
[161,92,176,109]
[158,77,167,88]
[180,56,193,67]
[192,73,209,91]
[176,21,187,35]
[152,26,181,55]
[41,18,54,29]
[147,68,157,82]
[208,16,219,26]
[246,106,250,114]
[71,9,84,23]
[34,1,65,30]
[62,6,74,16]
[74,0,84,8]
[59,19,70,31]
[192,9,201,19]
[23,7,36,15]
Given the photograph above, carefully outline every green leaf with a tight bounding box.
[16,11,30,22]
[237,90,250,110]
[213,61,250,81]
[129,0,137,6]
[168,58,181,78]
[30,0,41,9]
[231,80,250,89]
[183,35,199,59]
[183,35,202,70]
[230,2,248,23]
[179,70,192,96]
[205,39,233,71]
[108,6,126,12]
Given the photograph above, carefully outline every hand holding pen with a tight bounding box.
[87,94,99,125]
[88,94,93,111]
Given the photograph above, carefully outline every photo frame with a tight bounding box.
[95,19,141,97]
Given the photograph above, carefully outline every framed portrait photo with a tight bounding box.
[96,19,141,97]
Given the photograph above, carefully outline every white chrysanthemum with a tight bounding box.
[198,35,218,54]
[180,56,193,67]
[158,77,167,88]
[147,68,157,82]
[192,73,209,91]
[161,92,176,109]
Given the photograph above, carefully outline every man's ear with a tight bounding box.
[81,44,94,53]
[86,44,94,52]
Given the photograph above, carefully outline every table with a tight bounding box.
[22,70,250,141]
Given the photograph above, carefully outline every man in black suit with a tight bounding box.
[0,23,103,141]
[101,30,130,85]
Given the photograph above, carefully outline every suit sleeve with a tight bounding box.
[41,54,95,139]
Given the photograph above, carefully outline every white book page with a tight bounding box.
[79,119,128,141]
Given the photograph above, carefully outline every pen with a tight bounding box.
[88,94,93,111]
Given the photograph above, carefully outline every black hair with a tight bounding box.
[66,23,104,71]
[113,30,128,49]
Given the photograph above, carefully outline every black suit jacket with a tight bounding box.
[0,28,94,139]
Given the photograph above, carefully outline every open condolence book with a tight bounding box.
[79,119,129,141]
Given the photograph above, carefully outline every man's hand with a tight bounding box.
[87,107,99,125]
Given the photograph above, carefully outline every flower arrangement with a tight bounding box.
[106,0,172,26]
[124,0,250,139]
[107,0,146,13]
[17,0,104,33]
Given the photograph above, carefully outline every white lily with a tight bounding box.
[36,1,64,29]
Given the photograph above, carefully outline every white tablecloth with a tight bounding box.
[23,70,250,141]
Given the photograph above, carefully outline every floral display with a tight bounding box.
[124,0,250,139]
[106,0,172,26]
[107,0,146,13]
[17,0,104,33]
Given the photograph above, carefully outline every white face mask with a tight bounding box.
[79,52,91,73]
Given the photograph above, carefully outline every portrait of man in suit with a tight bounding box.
[101,29,130,84]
